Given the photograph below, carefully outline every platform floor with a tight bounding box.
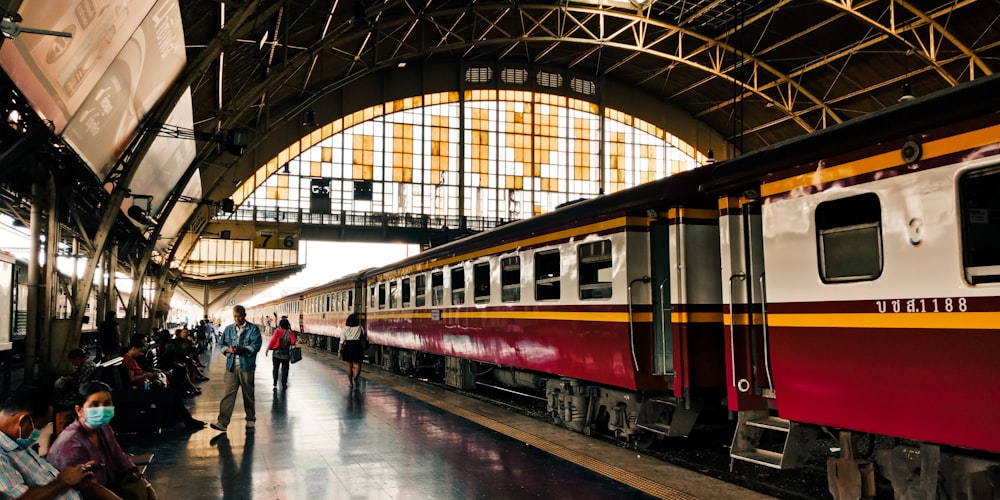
[114,344,773,500]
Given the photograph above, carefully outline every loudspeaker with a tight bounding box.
[221,198,235,213]
[225,128,249,156]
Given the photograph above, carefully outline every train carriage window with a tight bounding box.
[370,286,376,308]
[347,290,353,308]
[501,256,521,303]
[579,240,613,300]
[415,275,426,307]
[431,271,444,306]
[451,266,466,305]
[816,193,883,282]
[535,250,561,301]
[402,278,411,307]
[390,281,399,309]
[378,283,387,309]
[960,167,1000,284]
[474,262,490,304]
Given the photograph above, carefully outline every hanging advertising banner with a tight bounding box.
[0,0,187,179]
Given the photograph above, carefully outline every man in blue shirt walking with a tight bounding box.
[211,305,262,432]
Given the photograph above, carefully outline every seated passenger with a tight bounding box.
[0,385,92,499]
[120,342,206,430]
[53,349,98,409]
[151,332,199,397]
[47,381,159,500]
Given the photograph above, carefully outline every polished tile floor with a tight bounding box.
[117,344,663,499]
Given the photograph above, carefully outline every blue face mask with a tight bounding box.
[16,417,41,449]
[83,406,115,428]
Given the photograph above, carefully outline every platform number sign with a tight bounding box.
[255,231,298,250]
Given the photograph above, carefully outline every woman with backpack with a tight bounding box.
[265,318,297,389]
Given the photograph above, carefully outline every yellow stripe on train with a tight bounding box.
[766,312,1000,329]
[364,310,725,323]
[761,124,1000,197]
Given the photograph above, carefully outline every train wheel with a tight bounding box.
[632,430,656,450]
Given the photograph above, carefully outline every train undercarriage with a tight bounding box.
[371,345,704,447]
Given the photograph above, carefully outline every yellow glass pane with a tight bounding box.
[322,147,332,162]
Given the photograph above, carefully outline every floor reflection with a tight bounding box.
[122,348,659,499]
[213,432,255,500]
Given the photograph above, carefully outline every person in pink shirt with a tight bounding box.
[265,318,297,389]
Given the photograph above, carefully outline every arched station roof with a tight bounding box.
[0,0,997,284]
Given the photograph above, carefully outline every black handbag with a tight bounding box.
[289,346,303,363]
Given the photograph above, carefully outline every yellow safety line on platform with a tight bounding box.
[311,348,698,500]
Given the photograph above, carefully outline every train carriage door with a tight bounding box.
[719,196,770,410]
[649,217,672,374]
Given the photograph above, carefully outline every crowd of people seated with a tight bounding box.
[0,315,225,498]
[53,319,219,434]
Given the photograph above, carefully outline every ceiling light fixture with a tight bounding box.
[898,83,914,102]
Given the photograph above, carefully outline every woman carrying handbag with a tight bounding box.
[265,318,297,389]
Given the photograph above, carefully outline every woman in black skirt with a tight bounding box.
[338,313,365,388]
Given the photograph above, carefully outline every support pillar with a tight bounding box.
[40,175,60,378]
[24,182,43,383]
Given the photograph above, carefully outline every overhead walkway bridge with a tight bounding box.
[175,208,510,314]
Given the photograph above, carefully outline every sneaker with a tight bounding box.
[210,422,227,432]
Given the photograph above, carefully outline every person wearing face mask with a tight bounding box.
[48,381,158,500]
[0,385,93,499]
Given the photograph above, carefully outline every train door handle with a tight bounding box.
[728,273,746,389]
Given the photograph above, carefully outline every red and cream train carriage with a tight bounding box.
[360,171,726,437]
[249,74,1000,497]
[709,73,1000,496]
